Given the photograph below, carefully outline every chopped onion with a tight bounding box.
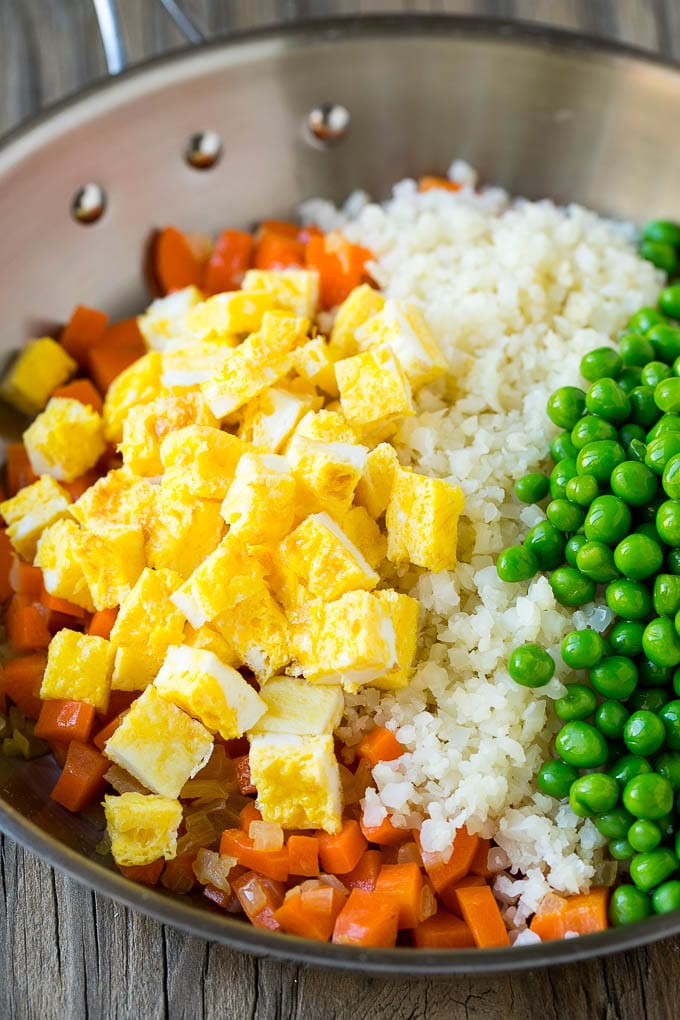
[161,862,195,895]
[180,779,232,800]
[193,744,237,785]
[185,810,217,849]
[419,884,437,922]
[593,860,618,887]
[103,765,149,795]
[319,873,349,895]
[249,820,284,851]
[537,892,567,916]
[235,874,268,915]
[192,848,235,892]
[301,883,336,912]
[397,842,422,865]
[487,847,511,873]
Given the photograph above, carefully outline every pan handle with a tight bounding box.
[92,0,204,76]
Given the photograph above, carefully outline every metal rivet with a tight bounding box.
[307,103,350,146]
[71,183,106,224]
[185,131,223,170]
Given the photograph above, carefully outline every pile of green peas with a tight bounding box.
[499,221,680,927]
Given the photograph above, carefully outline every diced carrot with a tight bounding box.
[360,813,409,847]
[49,740,70,769]
[0,691,5,715]
[60,305,109,365]
[220,829,289,882]
[203,229,253,294]
[343,849,384,891]
[0,653,47,718]
[274,882,347,941]
[9,558,43,596]
[100,690,137,721]
[87,608,118,640]
[61,468,101,502]
[154,226,204,294]
[375,862,423,929]
[52,378,104,414]
[305,232,372,309]
[287,834,320,877]
[257,220,300,239]
[230,870,286,930]
[50,740,110,812]
[6,595,52,653]
[223,736,249,759]
[203,883,235,911]
[88,343,144,394]
[0,531,13,603]
[100,316,145,351]
[415,827,480,894]
[34,699,96,744]
[438,874,486,915]
[318,819,367,875]
[5,444,38,496]
[529,888,609,941]
[413,909,476,948]
[253,231,306,270]
[239,801,263,831]
[469,837,493,878]
[356,726,405,767]
[119,859,164,886]
[332,887,399,948]
[417,175,464,193]
[161,853,197,894]
[234,754,256,795]
[93,713,125,751]
[456,884,510,948]
[40,589,86,619]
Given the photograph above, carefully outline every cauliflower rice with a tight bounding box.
[302,164,663,930]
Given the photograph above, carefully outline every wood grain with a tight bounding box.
[2,2,680,1018]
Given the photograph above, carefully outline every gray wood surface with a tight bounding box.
[2,2,680,1018]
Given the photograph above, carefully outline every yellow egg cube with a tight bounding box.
[335,505,387,568]
[79,525,146,610]
[290,409,357,445]
[35,518,94,611]
[184,290,274,339]
[104,792,183,866]
[145,495,224,578]
[220,452,296,544]
[354,442,399,519]
[71,469,157,535]
[356,299,447,390]
[110,567,186,654]
[41,630,115,711]
[138,286,203,351]
[159,424,246,500]
[385,468,465,571]
[336,344,415,430]
[120,392,217,477]
[238,387,318,453]
[23,397,105,483]
[370,590,420,690]
[103,352,164,443]
[161,338,237,388]
[104,685,213,798]
[183,623,239,668]
[111,645,164,692]
[286,434,367,518]
[248,677,344,736]
[242,268,320,318]
[215,579,291,681]
[329,284,386,360]
[0,337,76,417]
[249,733,341,833]
[154,645,266,740]
[0,475,72,561]
[170,534,264,629]
[291,336,338,396]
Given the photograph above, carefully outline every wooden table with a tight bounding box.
[2,2,680,1017]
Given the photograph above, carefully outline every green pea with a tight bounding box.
[663,453,680,501]
[564,533,588,567]
[628,819,662,853]
[546,498,585,534]
[630,848,678,891]
[648,323,680,364]
[657,500,680,546]
[645,433,680,474]
[584,378,631,423]
[641,361,672,387]
[675,667,680,696]
[575,440,626,483]
[605,579,653,620]
[555,721,609,768]
[514,472,549,504]
[668,548,680,575]
[609,884,651,925]
[560,629,604,669]
[536,759,579,799]
[614,534,664,581]
[595,700,629,740]
[609,621,645,658]
[549,567,596,608]
[647,414,680,441]
[659,283,680,321]
[579,347,622,383]
[629,438,648,463]
[584,495,632,546]
[590,656,638,700]
[507,643,555,688]
[595,805,635,839]
[623,710,667,756]
[620,332,656,368]
[576,541,619,583]
[550,432,578,462]
[637,521,661,542]
[623,773,675,819]
[643,617,680,668]
[654,752,680,791]
[571,415,618,450]
[639,240,679,276]
[524,521,566,570]
[659,700,680,750]
[610,838,635,860]
[620,423,647,449]
[565,474,600,507]
[618,367,643,395]
[637,658,672,688]
[608,754,653,786]
[610,461,658,507]
[496,545,538,583]
[630,307,667,333]
[630,386,662,429]
[653,574,680,617]
[629,688,667,714]
[549,458,578,499]
[547,387,586,429]
[569,773,619,817]
[641,219,680,247]
[651,880,680,914]
[555,684,597,722]
[656,378,680,414]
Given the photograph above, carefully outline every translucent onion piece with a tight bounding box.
[103,765,149,795]
[235,874,268,915]
[249,820,284,851]
[192,848,235,892]
[397,842,421,865]
[184,811,217,848]
[419,884,437,923]
[593,860,618,887]
[161,863,195,895]
[318,873,349,895]
[537,892,567,916]
[180,779,232,800]
[487,847,511,873]
[301,883,335,913]
[193,744,237,784]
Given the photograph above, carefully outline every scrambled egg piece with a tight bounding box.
[249,733,342,833]
[183,623,239,668]
[35,518,95,611]
[0,337,76,417]
[291,336,338,396]
[104,685,213,798]
[138,286,203,351]
[41,630,114,711]
[184,290,274,339]
[145,493,224,578]
[111,646,164,692]
[336,345,414,429]
[104,792,183,866]
[286,434,367,518]
[120,392,217,476]
[241,268,319,318]
[291,590,397,690]
[354,442,399,519]
[248,677,344,736]
[215,579,291,680]
[336,506,387,568]
[290,409,357,445]
[221,452,296,544]
[386,467,465,571]
[371,590,420,690]
[161,339,237,388]
[23,397,105,483]
[356,299,447,390]
[159,424,246,500]
[171,534,265,629]
[103,352,164,443]
[79,525,146,610]
[71,469,157,537]
[154,645,266,740]
[110,567,186,655]
[239,387,318,453]
[329,284,386,360]
[0,475,72,561]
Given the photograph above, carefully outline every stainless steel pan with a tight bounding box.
[2,5,680,974]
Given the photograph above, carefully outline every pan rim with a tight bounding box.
[2,11,680,974]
